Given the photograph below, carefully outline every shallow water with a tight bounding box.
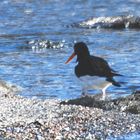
[108,132,140,140]
[0,1,140,139]
[0,0,140,100]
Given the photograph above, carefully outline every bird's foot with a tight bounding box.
[101,95,106,101]
[81,92,89,97]
[100,94,111,101]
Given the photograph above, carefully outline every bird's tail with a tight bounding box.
[107,78,121,87]
[111,69,123,77]
[112,72,123,77]
[112,81,121,87]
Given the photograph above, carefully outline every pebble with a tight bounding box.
[28,39,65,51]
[0,81,140,139]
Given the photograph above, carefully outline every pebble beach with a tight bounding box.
[0,81,140,140]
[0,0,140,139]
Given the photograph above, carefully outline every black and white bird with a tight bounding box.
[65,42,122,100]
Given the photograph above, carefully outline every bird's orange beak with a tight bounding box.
[65,52,76,64]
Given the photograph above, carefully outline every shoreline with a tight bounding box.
[0,81,140,139]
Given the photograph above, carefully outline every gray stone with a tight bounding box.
[60,90,140,114]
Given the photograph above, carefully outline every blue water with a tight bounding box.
[108,132,140,140]
[0,0,140,139]
[0,0,140,100]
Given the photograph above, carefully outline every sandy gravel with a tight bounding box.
[0,80,140,140]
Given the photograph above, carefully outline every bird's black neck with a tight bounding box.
[76,53,90,64]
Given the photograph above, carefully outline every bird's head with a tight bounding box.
[65,42,90,64]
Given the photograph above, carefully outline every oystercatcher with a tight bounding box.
[65,42,122,100]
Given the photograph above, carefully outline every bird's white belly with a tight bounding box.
[79,75,112,90]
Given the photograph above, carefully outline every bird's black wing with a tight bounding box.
[89,56,121,77]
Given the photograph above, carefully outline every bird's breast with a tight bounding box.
[79,75,112,90]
